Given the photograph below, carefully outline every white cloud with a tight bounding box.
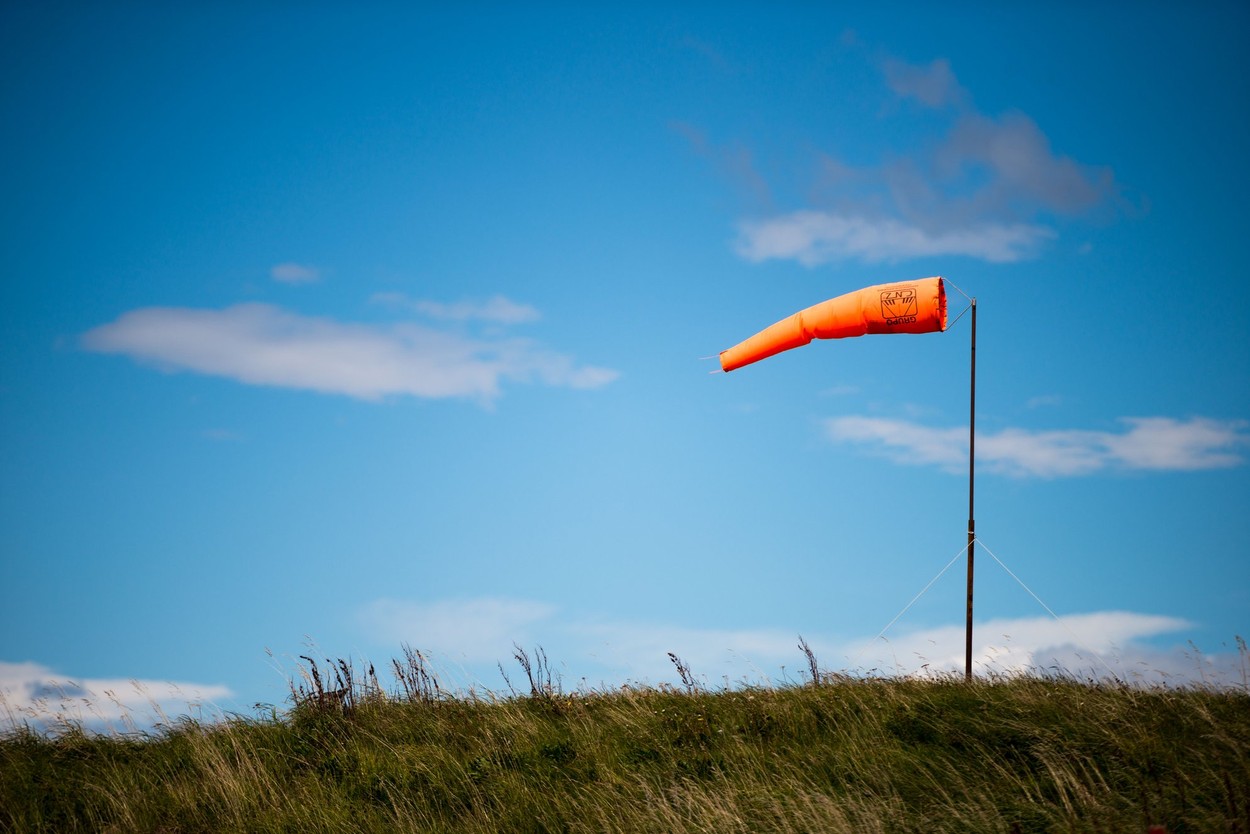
[82,303,617,403]
[827,415,968,470]
[735,211,1053,265]
[371,292,542,325]
[357,597,1242,691]
[0,660,232,734]
[1102,417,1249,471]
[270,262,320,284]
[825,415,1249,478]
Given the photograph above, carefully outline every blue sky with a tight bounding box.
[3,4,1248,730]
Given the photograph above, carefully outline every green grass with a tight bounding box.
[3,647,1248,833]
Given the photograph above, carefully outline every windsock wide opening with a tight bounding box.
[936,277,948,332]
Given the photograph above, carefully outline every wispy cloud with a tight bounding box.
[848,611,1213,684]
[0,660,232,734]
[357,596,803,686]
[358,596,802,686]
[82,303,617,404]
[882,57,968,109]
[201,428,243,442]
[672,120,772,209]
[357,596,1239,690]
[730,54,1120,266]
[359,597,558,663]
[930,110,1114,217]
[735,211,1053,265]
[270,262,320,284]
[575,621,805,685]
[825,415,1250,477]
[680,35,736,75]
[371,292,541,324]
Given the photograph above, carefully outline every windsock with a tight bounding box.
[719,276,947,372]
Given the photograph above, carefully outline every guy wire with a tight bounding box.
[975,538,1122,680]
[851,541,971,670]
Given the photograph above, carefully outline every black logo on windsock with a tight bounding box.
[880,287,918,325]
[880,287,917,317]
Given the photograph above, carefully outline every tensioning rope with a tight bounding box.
[944,277,973,303]
[975,538,1121,680]
[943,278,974,331]
[852,535,1122,680]
[850,541,971,669]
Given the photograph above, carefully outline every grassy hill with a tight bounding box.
[3,647,1248,833]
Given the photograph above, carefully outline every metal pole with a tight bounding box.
[965,298,977,682]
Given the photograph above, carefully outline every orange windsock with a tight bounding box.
[720,277,947,372]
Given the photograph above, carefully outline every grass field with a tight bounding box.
[2,644,1248,833]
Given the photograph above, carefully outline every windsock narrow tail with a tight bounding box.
[719,276,947,372]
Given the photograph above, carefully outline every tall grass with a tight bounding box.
[3,643,1248,833]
